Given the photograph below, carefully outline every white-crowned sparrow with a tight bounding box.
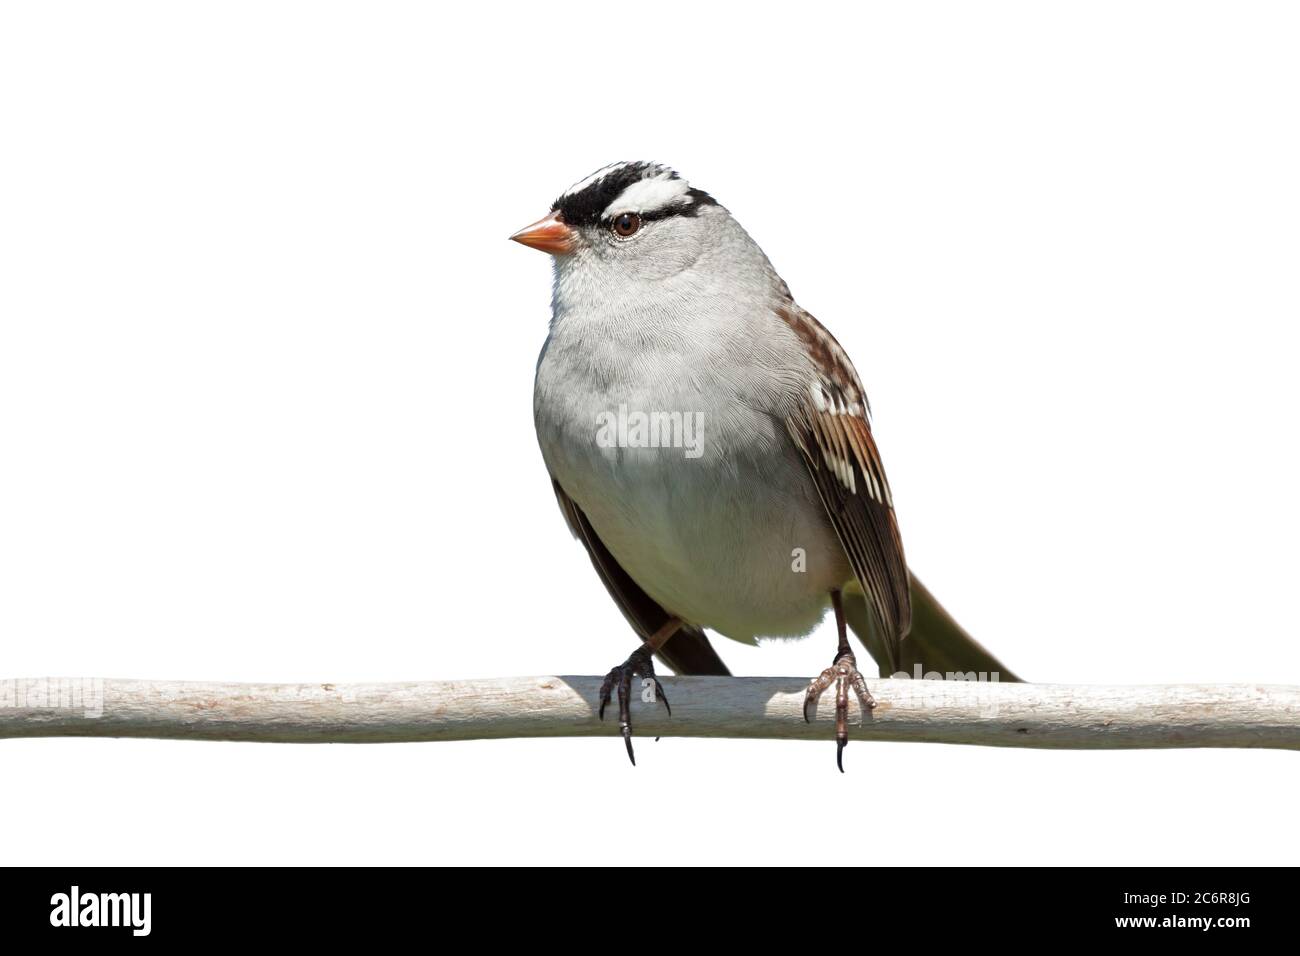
[515,161,1018,768]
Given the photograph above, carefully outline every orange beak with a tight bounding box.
[509,211,576,255]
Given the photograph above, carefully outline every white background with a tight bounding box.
[2,1,1297,866]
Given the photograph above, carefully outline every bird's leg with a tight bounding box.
[598,618,679,765]
[803,590,875,772]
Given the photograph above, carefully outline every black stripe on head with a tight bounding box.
[551,162,717,227]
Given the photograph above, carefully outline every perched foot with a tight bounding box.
[803,650,875,772]
[598,645,670,765]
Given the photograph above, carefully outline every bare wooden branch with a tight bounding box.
[3,676,1299,749]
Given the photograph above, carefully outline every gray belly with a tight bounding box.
[538,395,851,643]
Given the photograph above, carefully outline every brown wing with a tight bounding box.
[551,480,731,676]
[778,305,911,671]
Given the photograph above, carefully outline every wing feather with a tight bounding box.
[778,305,911,670]
[551,480,730,676]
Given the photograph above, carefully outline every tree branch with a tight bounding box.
[3,676,1298,749]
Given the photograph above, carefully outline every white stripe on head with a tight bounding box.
[601,168,693,218]
[559,161,636,200]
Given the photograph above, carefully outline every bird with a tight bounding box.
[514,161,1019,769]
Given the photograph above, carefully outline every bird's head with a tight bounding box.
[510,161,731,291]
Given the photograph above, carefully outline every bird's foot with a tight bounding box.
[598,644,670,766]
[803,650,875,772]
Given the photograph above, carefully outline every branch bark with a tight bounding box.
[2,676,1298,749]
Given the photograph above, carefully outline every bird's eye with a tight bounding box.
[611,212,641,238]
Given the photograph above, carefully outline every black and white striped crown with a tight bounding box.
[551,161,716,227]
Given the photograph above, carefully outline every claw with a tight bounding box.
[598,670,615,722]
[652,678,671,717]
[849,669,875,725]
[596,645,669,765]
[616,666,632,763]
[803,668,837,724]
[804,650,876,771]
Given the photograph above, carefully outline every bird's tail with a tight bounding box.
[845,572,1022,682]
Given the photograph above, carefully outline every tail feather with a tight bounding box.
[845,572,1022,682]
[659,625,731,676]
